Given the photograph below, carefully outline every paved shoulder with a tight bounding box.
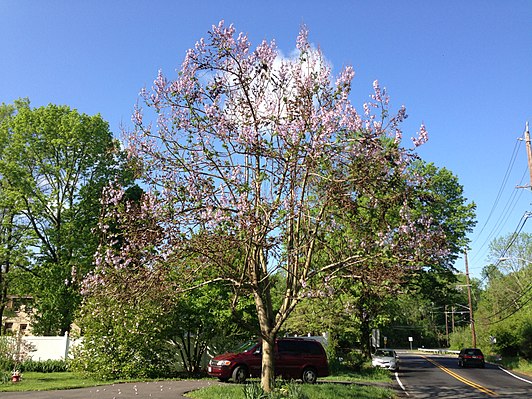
[0,379,221,399]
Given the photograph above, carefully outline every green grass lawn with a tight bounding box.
[322,366,392,382]
[186,383,395,399]
[186,367,395,399]
[0,372,110,392]
[0,369,395,398]
[498,357,532,377]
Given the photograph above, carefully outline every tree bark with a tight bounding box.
[254,286,276,391]
[261,333,275,392]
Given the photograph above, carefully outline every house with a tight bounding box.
[2,295,34,335]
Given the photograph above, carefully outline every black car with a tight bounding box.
[458,348,485,368]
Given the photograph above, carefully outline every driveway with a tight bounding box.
[0,380,221,399]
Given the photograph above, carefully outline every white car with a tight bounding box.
[371,349,399,371]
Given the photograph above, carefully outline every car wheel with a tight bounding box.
[302,367,318,384]
[232,365,248,384]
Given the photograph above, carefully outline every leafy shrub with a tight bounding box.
[243,381,308,399]
[243,382,265,399]
[0,335,36,373]
[323,337,341,375]
[449,326,472,351]
[0,337,14,372]
[342,350,367,371]
[70,296,181,380]
[19,359,68,373]
[0,370,11,385]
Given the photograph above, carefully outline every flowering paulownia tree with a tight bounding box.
[96,22,445,390]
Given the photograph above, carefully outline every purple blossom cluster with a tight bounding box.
[86,21,449,312]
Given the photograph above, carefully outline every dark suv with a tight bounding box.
[458,348,485,368]
[207,338,329,383]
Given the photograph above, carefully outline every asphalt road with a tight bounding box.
[394,352,532,398]
[0,379,221,399]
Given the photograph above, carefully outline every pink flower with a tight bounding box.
[412,123,428,147]
[372,80,382,102]
[296,24,310,52]
[335,65,355,88]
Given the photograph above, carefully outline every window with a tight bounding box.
[278,340,322,355]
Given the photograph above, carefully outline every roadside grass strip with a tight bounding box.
[498,366,532,385]
[422,356,498,397]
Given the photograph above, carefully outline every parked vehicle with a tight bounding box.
[371,348,399,371]
[207,337,329,383]
[458,348,485,368]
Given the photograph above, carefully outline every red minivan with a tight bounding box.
[207,337,329,383]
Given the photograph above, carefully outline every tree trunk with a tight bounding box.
[360,317,372,358]
[250,244,278,392]
[261,334,275,392]
[359,301,372,358]
[0,214,14,336]
[255,293,276,392]
[253,283,277,392]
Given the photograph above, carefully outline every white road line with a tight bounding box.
[498,366,532,385]
[395,371,409,396]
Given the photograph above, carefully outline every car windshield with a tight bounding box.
[375,349,394,357]
[232,340,259,353]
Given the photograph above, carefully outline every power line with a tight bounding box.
[496,211,531,261]
[476,211,531,286]
[489,172,526,240]
[479,283,532,326]
[470,178,525,267]
[471,139,522,247]
[469,125,530,268]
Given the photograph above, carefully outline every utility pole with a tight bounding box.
[525,122,532,188]
[445,305,449,347]
[464,251,477,347]
[451,306,455,332]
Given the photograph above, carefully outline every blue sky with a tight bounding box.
[1,1,531,278]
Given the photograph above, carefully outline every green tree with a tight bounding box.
[117,22,452,391]
[0,99,34,334]
[380,163,476,349]
[0,101,130,335]
[473,233,532,357]
[286,162,476,354]
[76,187,254,379]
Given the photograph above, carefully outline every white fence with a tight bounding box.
[20,334,81,361]
[15,333,326,362]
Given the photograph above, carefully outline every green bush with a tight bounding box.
[448,326,472,351]
[243,381,308,399]
[342,350,367,371]
[324,337,341,375]
[19,359,68,373]
[0,336,17,372]
[0,370,11,385]
[70,296,181,380]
